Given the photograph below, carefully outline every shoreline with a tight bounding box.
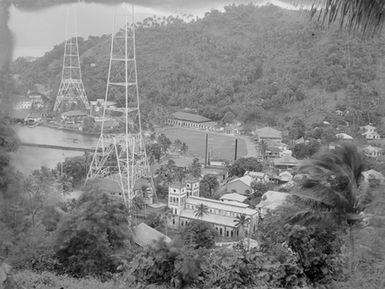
[41,122,101,137]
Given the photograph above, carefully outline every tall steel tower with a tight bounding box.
[87,7,154,217]
[53,6,90,112]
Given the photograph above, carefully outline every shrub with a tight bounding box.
[14,270,114,289]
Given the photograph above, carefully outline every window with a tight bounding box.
[231,231,233,237]
[173,189,177,192]
[220,228,223,236]
[226,231,229,237]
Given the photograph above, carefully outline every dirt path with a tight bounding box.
[238,135,260,158]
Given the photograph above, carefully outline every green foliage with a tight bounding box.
[203,248,306,289]
[199,174,219,198]
[14,270,114,289]
[194,203,209,219]
[54,191,131,279]
[259,206,345,286]
[292,139,321,160]
[181,220,217,249]
[0,118,19,192]
[288,118,306,140]
[287,225,344,284]
[58,153,92,187]
[189,157,201,178]
[157,134,172,153]
[228,157,263,177]
[156,159,187,185]
[123,240,205,288]
[147,143,163,164]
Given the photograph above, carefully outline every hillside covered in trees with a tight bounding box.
[11,4,385,130]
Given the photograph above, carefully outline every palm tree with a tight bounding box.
[310,0,385,35]
[194,203,209,219]
[234,214,251,246]
[288,143,371,272]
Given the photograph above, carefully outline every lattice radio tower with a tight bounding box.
[87,6,154,219]
[53,5,90,112]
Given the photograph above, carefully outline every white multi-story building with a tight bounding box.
[185,178,200,197]
[168,182,259,239]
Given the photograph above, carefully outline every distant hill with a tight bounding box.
[11,4,385,131]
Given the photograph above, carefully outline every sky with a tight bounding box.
[8,0,318,59]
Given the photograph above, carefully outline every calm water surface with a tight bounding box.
[11,126,98,174]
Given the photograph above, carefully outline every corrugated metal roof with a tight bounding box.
[228,175,254,187]
[220,193,248,203]
[187,196,258,216]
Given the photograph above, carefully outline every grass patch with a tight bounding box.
[158,127,247,161]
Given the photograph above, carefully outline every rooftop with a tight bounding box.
[272,156,300,166]
[185,177,200,183]
[255,127,282,139]
[220,193,248,203]
[169,182,187,189]
[244,171,266,178]
[187,196,258,216]
[362,131,380,136]
[336,133,353,139]
[362,169,385,181]
[132,223,172,248]
[227,175,254,187]
[171,111,211,123]
[180,209,238,227]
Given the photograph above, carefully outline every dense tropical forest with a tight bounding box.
[11,4,385,132]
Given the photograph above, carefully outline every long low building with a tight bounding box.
[168,111,216,130]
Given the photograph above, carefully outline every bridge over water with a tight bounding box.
[20,142,96,152]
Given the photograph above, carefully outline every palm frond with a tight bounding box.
[311,0,385,36]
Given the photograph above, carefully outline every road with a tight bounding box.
[237,135,260,158]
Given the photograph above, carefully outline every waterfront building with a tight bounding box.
[61,110,89,123]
